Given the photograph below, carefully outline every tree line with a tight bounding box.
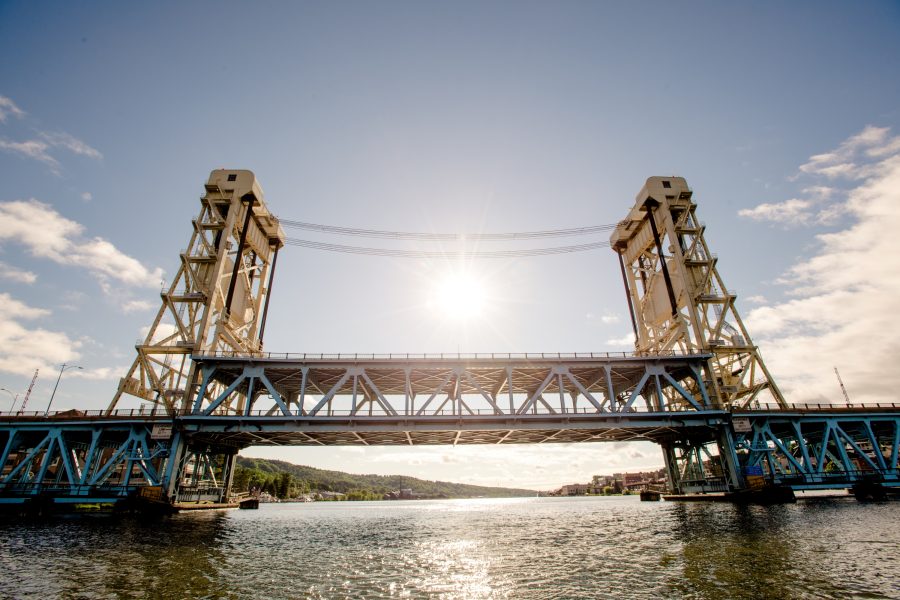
[232,456,536,501]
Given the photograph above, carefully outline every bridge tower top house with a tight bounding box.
[610,176,786,409]
[108,170,285,414]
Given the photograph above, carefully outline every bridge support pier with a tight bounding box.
[661,430,746,496]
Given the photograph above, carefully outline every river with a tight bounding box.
[0,495,897,599]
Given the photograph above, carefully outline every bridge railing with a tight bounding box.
[735,402,900,412]
[0,405,722,419]
[198,350,705,361]
[3,402,898,420]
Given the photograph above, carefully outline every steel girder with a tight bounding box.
[732,411,900,489]
[0,420,169,499]
[189,353,716,418]
[166,353,727,447]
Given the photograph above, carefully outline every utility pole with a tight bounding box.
[45,363,83,415]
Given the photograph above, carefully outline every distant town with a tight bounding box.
[547,468,668,496]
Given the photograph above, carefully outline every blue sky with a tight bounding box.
[2,1,900,489]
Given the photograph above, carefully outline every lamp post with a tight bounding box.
[45,363,83,415]
[0,388,19,413]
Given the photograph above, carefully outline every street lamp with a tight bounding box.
[45,363,83,415]
[0,388,19,413]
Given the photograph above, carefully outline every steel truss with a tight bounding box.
[0,418,237,504]
[0,420,169,500]
[732,410,900,490]
[172,354,729,447]
[610,177,785,409]
[108,170,284,414]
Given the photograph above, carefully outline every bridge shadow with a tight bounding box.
[664,502,798,599]
[0,512,234,599]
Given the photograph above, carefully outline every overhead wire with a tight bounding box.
[283,237,612,258]
[279,219,621,241]
[278,217,621,258]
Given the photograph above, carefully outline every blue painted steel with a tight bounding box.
[731,410,900,490]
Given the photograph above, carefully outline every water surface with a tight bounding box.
[1,496,897,599]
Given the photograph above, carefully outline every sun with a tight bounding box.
[429,270,488,320]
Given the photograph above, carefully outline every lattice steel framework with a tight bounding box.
[0,417,236,504]
[610,177,786,409]
[732,409,900,490]
[108,170,285,415]
[172,353,728,448]
[0,420,169,498]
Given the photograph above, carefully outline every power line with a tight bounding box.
[279,219,621,241]
[283,237,611,258]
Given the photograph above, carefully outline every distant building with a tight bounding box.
[559,483,592,496]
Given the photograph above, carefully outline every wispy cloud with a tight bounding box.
[740,126,900,228]
[39,131,102,160]
[0,261,37,284]
[0,134,102,175]
[0,199,164,291]
[0,95,101,174]
[746,126,900,404]
[0,139,60,170]
[797,125,894,179]
[0,95,25,123]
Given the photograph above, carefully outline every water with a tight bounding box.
[1,496,898,599]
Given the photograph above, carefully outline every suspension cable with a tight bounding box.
[284,237,612,258]
[280,219,621,241]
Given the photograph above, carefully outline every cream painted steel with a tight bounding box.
[610,177,786,409]
[107,170,285,414]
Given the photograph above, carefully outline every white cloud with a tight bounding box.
[745,295,768,305]
[3,293,50,319]
[0,95,25,123]
[586,312,620,325]
[122,299,154,313]
[738,198,813,225]
[0,199,163,290]
[0,261,37,284]
[747,126,900,404]
[797,125,894,179]
[606,332,636,346]
[0,294,82,377]
[80,192,92,202]
[139,322,177,343]
[739,129,900,227]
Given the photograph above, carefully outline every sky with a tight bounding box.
[1,1,900,490]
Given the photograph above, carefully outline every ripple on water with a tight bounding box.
[1,496,898,599]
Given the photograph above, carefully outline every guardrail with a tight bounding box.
[197,350,709,361]
[0,405,721,419]
[3,402,897,420]
[736,402,900,412]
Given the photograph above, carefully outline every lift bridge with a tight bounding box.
[1,171,898,511]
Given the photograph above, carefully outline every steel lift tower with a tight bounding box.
[108,170,285,415]
[610,177,787,493]
[610,176,786,410]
